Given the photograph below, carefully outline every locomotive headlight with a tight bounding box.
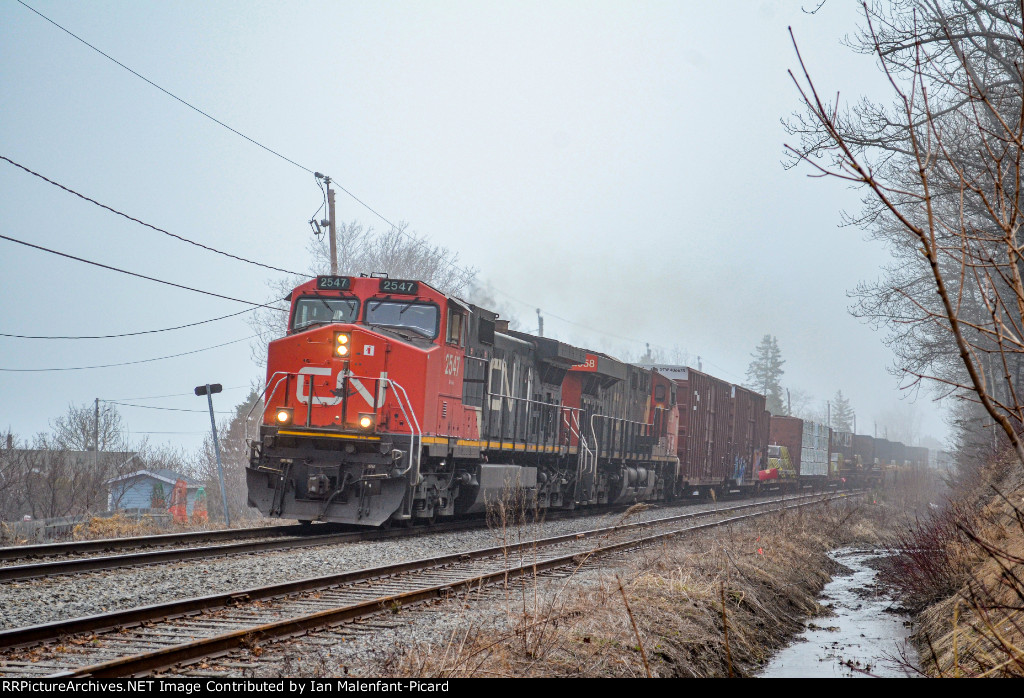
[358,414,375,430]
[334,332,351,357]
[274,407,293,425]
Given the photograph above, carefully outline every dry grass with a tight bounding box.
[383,494,897,678]
[905,454,1024,677]
[71,513,173,539]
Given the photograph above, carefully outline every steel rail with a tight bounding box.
[57,491,861,677]
[0,524,309,562]
[0,495,690,581]
[0,487,834,581]
[0,490,845,651]
[0,514,506,582]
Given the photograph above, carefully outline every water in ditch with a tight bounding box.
[759,547,920,678]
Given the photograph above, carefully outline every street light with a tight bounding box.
[195,383,231,527]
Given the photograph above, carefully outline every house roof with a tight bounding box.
[107,469,202,488]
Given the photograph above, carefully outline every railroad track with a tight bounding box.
[0,519,474,583]
[0,490,859,677]
[0,489,830,582]
[0,524,321,563]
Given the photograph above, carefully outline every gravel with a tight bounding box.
[173,561,627,678]
[0,496,778,631]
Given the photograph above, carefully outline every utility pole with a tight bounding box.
[536,309,544,337]
[195,384,231,527]
[787,388,791,416]
[94,397,100,469]
[314,172,338,274]
[827,401,831,428]
[327,177,337,275]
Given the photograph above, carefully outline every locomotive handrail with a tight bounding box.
[588,411,658,461]
[487,390,582,451]
[246,371,421,485]
[562,408,582,442]
[245,371,294,446]
[339,372,422,482]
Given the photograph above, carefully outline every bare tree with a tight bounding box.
[878,401,924,445]
[0,431,26,522]
[4,403,139,520]
[787,388,815,419]
[787,0,1024,467]
[249,220,478,365]
[50,402,128,452]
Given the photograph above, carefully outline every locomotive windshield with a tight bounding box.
[365,300,439,338]
[291,297,359,331]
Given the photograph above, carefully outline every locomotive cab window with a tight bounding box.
[365,299,440,339]
[291,297,359,332]
[446,309,465,346]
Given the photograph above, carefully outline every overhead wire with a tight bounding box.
[108,402,233,415]
[0,233,288,311]
[0,335,256,372]
[0,308,257,339]
[14,1,725,372]
[13,3,472,280]
[0,155,309,278]
[103,387,249,402]
[14,0,315,176]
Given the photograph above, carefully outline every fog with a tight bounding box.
[0,1,949,450]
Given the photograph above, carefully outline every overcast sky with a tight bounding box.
[0,0,947,452]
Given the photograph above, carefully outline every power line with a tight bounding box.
[108,401,233,415]
[0,308,257,339]
[13,2,728,372]
[0,233,287,311]
[104,386,249,402]
[0,155,308,278]
[0,335,255,372]
[14,3,479,294]
[15,0,315,176]
[12,0,475,283]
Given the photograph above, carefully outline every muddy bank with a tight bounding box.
[893,456,1024,677]
[760,547,918,678]
[368,495,899,677]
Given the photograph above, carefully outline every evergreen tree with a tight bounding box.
[745,335,786,415]
[832,390,854,432]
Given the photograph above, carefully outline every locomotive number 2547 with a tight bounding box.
[444,354,461,376]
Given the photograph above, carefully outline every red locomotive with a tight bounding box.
[246,275,681,525]
[245,275,929,526]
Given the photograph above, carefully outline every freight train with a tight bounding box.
[245,275,927,526]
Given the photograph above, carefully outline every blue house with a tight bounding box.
[107,469,203,516]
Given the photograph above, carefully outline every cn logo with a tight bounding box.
[295,367,389,408]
